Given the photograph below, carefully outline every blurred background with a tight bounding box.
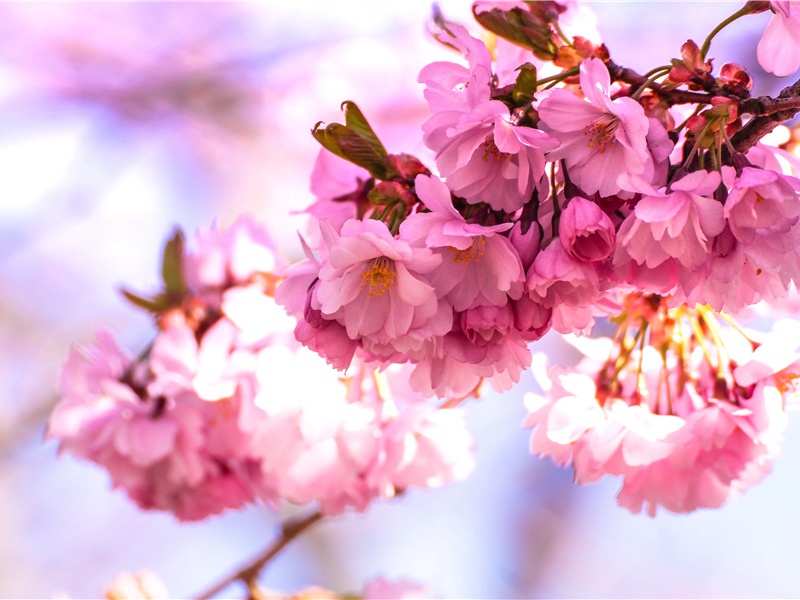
[1,2,799,598]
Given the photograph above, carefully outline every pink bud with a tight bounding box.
[509,221,542,271]
[558,197,616,262]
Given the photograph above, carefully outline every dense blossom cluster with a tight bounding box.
[48,217,474,520]
[525,294,798,515]
[286,0,800,514]
[45,0,800,596]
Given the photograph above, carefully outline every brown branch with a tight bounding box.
[605,59,715,106]
[732,76,800,153]
[194,510,325,600]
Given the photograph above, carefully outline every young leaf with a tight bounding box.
[341,101,388,160]
[473,7,558,60]
[161,228,187,297]
[312,121,391,180]
[120,288,169,314]
[512,63,539,106]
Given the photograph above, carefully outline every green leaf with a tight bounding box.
[512,63,538,106]
[312,122,390,180]
[473,7,558,60]
[161,229,187,297]
[120,288,169,314]
[341,101,388,159]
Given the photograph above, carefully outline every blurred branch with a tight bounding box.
[194,509,325,600]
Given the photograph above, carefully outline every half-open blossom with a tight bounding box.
[614,170,725,294]
[558,196,616,262]
[527,240,601,334]
[418,23,493,116]
[724,166,800,243]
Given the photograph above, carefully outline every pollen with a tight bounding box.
[360,256,396,297]
[481,137,512,163]
[583,113,619,153]
[450,237,487,263]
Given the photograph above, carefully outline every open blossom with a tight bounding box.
[537,58,660,198]
[184,215,283,300]
[314,219,448,349]
[401,174,525,310]
[251,350,476,514]
[429,100,558,212]
[757,1,800,77]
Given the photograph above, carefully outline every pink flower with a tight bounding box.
[401,174,525,311]
[362,577,436,600]
[184,215,282,294]
[523,300,791,516]
[757,1,800,77]
[429,100,558,212]
[527,240,601,334]
[724,166,800,243]
[302,150,369,245]
[537,58,657,198]
[314,218,449,346]
[558,196,616,262]
[418,24,493,116]
[614,170,725,293]
[48,330,259,521]
[251,353,475,514]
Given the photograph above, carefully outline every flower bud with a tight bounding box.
[509,220,542,271]
[558,197,616,262]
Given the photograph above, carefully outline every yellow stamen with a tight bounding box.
[450,237,486,263]
[481,137,512,162]
[583,113,619,153]
[360,256,396,297]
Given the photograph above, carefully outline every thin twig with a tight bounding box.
[194,510,325,600]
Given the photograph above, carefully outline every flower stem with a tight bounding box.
[194,510,325,600]
[700,5,753,60]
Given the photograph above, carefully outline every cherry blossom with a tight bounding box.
[537,58,663,198]
[757,1,800,76]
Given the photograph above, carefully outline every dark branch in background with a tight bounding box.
[194,510,325,600]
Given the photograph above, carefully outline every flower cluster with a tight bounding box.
[525,293,798,515]
[47,217,474,521]
[47,6,800,599]
[287,1,800,407]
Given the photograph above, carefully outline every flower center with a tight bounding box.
[481,137,512,162]
[450,237,486,263]
[583,113,619,153]
[360,256,396,297]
